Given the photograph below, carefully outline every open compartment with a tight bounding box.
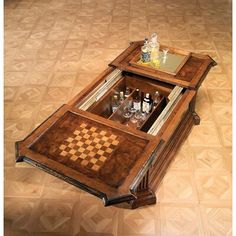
[82,71,176,134]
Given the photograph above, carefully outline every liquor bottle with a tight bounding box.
[119,91,125,103]
[142,93,153,113]
[141,38,151,63]
[149,33,160,62]
[125,87,131,98]
[111,95,119,113]
[153,91,161,108]
[133,89,141,111]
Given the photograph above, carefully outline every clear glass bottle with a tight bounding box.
[149,33,160,62]
[142,93,153,113]
[111,95,119,113]
[119,91,125,103]
[125,87,131,98]
[133,88,141,111]
[153,91,161,108]
[141,38,151,63]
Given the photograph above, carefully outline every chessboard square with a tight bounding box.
[87,145,94,151]
[94,138,100,143]
[97,150,104,155]
[95,143,102,149]
[68,143,75,148]
[81,159,89,166]
[65,147,71,152]
[67,137,74,143]
[100,131,107,136]
[82,129,88,134]
[101,136,109,141]
[69,149,76,155]
[99,156,107,162]
[110,134,117,140]
[112,140,119,145]
[90,158,97,164]
[80,123,87,128]
[77,141,84,147]
[92,132,98,137]
[84,134,90,139]
[91,164,100,171]
[103,142,111,147]
[74,130,80,135]
[59,144,67,150]
[88,151,96,157]
[90,127,97,132]
[105,147,113,153]
[60,150,67,157]
[70,155,79,161]
[85,140,92,145]
[78,147,85,152]
[75,136,82,141]
[80,153,87,159]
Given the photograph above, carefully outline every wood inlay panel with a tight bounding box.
[30,111,149,188]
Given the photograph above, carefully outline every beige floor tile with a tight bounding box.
[4,167,45,198]
[195,173,231,203]
[188,122,221,147]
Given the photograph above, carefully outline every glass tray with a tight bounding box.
[129,46,191,75]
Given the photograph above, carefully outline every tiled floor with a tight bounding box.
[4,0,232,235]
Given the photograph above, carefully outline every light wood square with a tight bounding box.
[77,141,84,147]
[60,151,67,157]
[112,140,119,146]
[92,164,100,171]
[94,138,100,143]
[88,152,96,157]
[84,134,90,139]
[82,129,88,134]
[70,155,79,161]
[59,144,66,150]
[68,143,75,148]
[90,127,97,132]
[97,150,104,155]
[69,149,76,155]
[110,134,117,140]
[80,153,87,159]
[75,136,82,141]
[102,136,108,141]
[78,147,85,153]
[80,123,87,128]
[67,137,74,143]
[104,142,111,147]
[85,140,92,145]
[81,160,89,166]
[100,130,106,136]
[95,143,102,149]
[90,158,97,164]
[92,132,98,137]
[74,130,80,135]
[87,145,94,151]
[105,148,113,153]
[99,156,106,162]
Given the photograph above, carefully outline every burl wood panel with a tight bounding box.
[30,111,148,188]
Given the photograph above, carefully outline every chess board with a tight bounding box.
[59,123,120,172]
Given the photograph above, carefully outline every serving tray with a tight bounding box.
[129,45,191,75]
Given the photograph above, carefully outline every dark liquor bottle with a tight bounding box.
[133,88,141,111]
[142,93,153,113]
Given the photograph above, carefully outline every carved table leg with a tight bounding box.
[130,189,156,209]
